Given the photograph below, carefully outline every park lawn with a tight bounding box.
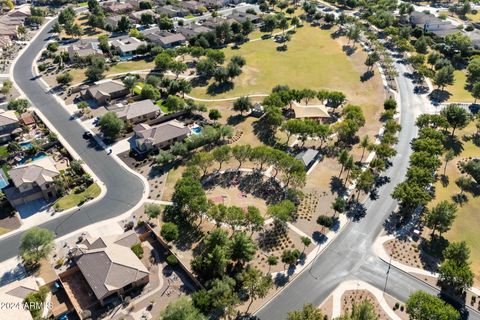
[54,183,101,211]
[446,70,472,103]
[0,146,8,157]
[68,60,155,85]
[429,122,480,284]
[59,13,109,40]
[189,24,384,107]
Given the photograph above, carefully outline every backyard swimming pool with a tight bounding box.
[191,126,202,134]
[19,141,33,150]
[0,169,8,189]
[18,152,48,164]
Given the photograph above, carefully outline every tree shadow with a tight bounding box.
[312,231,328,244]
[346,199,366,221]
[227,114,247,126]
[189,76,209,88]
[330,176,347,196]
[428,89,451,103]
[276,45,288,52]
[441,174,449,187]
[360,70,374,82]
[330,29,344,39]
[207,81,234,96]
[445,135,464,156]
[342,45,356,56]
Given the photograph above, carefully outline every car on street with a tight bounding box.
[83,131,93,139]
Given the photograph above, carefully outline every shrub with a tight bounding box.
[161,222,179,243]
[316,215,336,228]
[131,243,144,259]
[166,254,178,265]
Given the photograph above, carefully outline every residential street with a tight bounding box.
[255,60,480,319]
[0,17,145,261]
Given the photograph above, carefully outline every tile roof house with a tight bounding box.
[105,15,123,30]
[66,39,103,61]
[157,5,190,17]
[75,231,149,305]
[142,28,187,48]
[177,0,207,13]
[227,10,261,24]
[409,11,458,38]
[83,80,129,105]
[177,25,213,38]
[4,156,60,207]
[133,120,190,152]
[129,9,157,23]
[199,0,225,10]
[0,109,21,143]
[110,99,161,123]
[0,276,40,320]
[109,35,146,57]
[202,16,236,29]
[102,1,135,13]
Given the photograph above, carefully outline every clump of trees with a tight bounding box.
[19,227,55,268]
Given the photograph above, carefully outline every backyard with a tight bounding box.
[189,24,385,109]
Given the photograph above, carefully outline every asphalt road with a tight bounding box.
[0,17,145,261]
[256,60,480,319]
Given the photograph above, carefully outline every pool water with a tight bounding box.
[0,170,8,189]
[191,126,202,134]
[18,152,48,165]
[19,141,33,150]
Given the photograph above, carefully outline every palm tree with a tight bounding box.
[359,135,370,163]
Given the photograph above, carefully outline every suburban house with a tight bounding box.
[4,156,60,207]
[105,15,123,30]
[129,9,157,23]
[102,1,134,14]
[109,35,146,57]
[177,25,213,39]
[133,120,190,152]
[157,5,189,18]
[0,276,40,320]
[110,99,161,124]
[0,109,21,143]
[75,231,149,306]
[295,148,320,169]
[227,10,261,24]
[177,0,206,14]
[143,28,187,48]
[83,80,129,105]
[199,0,225,10]
[409,11,458,38]
[292,105,330,121]
[66,39,103,61]
[202,16,236,29]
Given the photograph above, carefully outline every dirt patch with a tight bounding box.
[384,293,408,320]
[319,295,333,319]
[341,290,388,319]
[384,238,439,272]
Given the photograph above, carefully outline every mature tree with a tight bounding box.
[85,56,108,82]
[170,61,188,79]
[300,236,311,253]
[471,82,480,104]
[240,266,273,313]
[365,51,380,71]
[19,227,55,266]
[444,32,471,56]
[406,291,459,320]
[356,168,375,199]
[268,200,296,224]
[155,52,174,72]
[229,232,256,265]
[190,151,214,176]
[233,96,253,115]
[281,248,301,268]
[392,181,432,211]
[141,83,160,100]
[245,206,264,235]
[467,57,480,85]
[462,159,480,184]
[56,72,73,87]
[232,145,251,169]
[383,98,397,111]
[425,201,457,237]
[415,36,428,54]
[441,104,471,137]
[161,222,179,243]
[438,241,474,294]
[263,15,277,35]
[340,301,379,320]
[359,135,371,163]
[172,174,209,223]
[212,145,231,171]
[99,112,124,140]
[331,196,347,217]
[208,109,221,123]
[160,297,206,320]
[145,203,162,219]
[8,99,29,113]
[117,15,131,32]
[287,304,324,320]
[433,65,455,90]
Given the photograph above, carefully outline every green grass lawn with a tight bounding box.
[430,122,480,284]
[134,82,145,95]
[446,70,473,103]
[189,24,384,105]
[185,14,195,19]
[1,164,10,177]
[156,100,170,113]
[0,146,8,157]
[78,1,88,7]
[54,183,101,211]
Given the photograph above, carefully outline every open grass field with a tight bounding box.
[446,70,473,103]
[59,13,109,40]
[68,60,155,85]
[430,122,480,284]
[54,183,101,211]
[189,24,385,107]
[0,146,8,157]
